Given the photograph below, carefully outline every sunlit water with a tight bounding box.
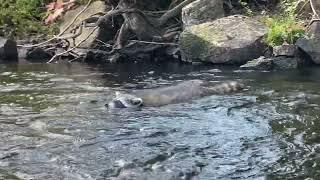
[0,62,320,179]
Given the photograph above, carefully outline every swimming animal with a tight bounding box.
[106,80,245,108]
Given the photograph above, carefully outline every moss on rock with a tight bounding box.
[179,15,267,64]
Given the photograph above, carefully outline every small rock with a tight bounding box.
[0,37,18,61]
[26,47,52,61]
[273,44,297,57]
[273,56,298,69]
[240,56,299,70]
[240,56,273,70]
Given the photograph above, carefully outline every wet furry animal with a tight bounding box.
[106,80,244,108]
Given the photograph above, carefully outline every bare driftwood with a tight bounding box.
[309,0,320,26]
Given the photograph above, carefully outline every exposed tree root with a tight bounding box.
[309,0,320,26]
[47,26,99,63]
[17,0,196,63]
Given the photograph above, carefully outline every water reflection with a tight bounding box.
[0,62,319,179]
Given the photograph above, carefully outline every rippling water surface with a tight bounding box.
[0,62,320,179]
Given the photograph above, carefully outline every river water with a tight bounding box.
[0,62,319,180]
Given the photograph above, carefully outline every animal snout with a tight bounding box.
[130,98,143,106]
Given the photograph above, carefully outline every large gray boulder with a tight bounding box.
[296,22,320,64]
[179,15,267,64]
[182,0,224,28]
[0,37,18,61]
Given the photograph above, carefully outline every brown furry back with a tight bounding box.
[131,80,244,107]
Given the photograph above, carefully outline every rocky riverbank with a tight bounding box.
[0,0,319,71]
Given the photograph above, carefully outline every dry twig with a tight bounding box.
[47,26,99,63]
[309,0,320,26]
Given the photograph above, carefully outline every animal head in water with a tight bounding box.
[106,91,143,109]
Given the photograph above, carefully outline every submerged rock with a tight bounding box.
[240,56,273,70]
[296,21,320,64]
[0,37,18,61]
[179,15,267,64]
[240,56,299,70]
[26,47,53,61]
[273,56,298,69]
[182,0,224,28]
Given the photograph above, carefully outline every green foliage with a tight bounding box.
[279,0,298,15]
[239,0,254,17]
[263,16,305,46]
[0,0,58,38]
[261,0,308,46]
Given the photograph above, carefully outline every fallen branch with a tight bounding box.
[310,0,320,18]
[95,39,113,48]
[309,0,320,26]
[310,18,320,25]
[47,26,99,63]
[129,40,178,46]
[296,0,310,16]
[156,0,195,27]
[96,8,143,26]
